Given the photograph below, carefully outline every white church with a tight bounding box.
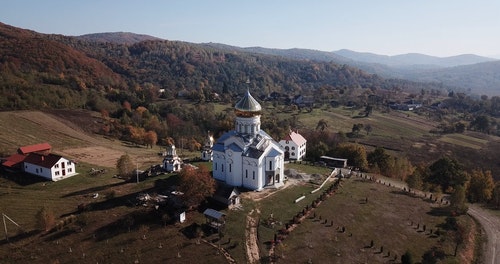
[212,90,285,191]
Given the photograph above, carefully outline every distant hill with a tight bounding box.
[410,61,500,95]
[331,49,500,96]
[3,21,457,111]
[77,32,162,44]
[0,22,127,109]
[333,49,496,68]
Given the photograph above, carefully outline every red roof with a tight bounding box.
[2,154,27,168]
[18,143,52,155]
[23,153,63,168]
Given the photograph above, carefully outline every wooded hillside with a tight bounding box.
[1,22,448,111]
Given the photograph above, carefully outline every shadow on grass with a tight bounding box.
[61,181,128,198]
[90,209,163,242]
[427,207,452,217]
[1,171,47,186]
[0,229,41,245]
[43,228,77,242]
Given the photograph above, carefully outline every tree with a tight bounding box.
[364,105,373,117]
[428,157,467,192]
[316,119,328,131]
[450,185,468,214]
[333,143,368,171]
[467,169,495,203]
[470,115,490,133]
[406,170,424,191]
[363,124,372,135]
[144,130,158,148]
[36,206,55,232]
[178,165,216,208]
[367,147,390,174]
[116,154,134,179]
[351,123,364,136]
[491,182,500,209]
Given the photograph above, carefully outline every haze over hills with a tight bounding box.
[333,49,497,68]
[77,32,162,45]
[203,42,500,96]
[231,45,500,96]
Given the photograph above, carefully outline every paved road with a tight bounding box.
[468,204,500,264]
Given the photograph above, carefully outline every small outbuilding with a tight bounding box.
[203,208,225,230]
[212,183,241,209]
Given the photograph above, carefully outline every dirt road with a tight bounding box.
[245,209,261,264]
[468,205,500,264]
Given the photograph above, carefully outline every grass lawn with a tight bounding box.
[439,133,488,150]
[255,177,473,264]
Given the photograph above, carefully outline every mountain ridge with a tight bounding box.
[334,49,497,67]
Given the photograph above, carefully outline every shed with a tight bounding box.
[213,183,241,209]
[203,208,225,230]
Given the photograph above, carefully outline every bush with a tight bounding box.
[401,250,414,264]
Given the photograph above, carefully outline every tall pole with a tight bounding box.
[136,163,139,184]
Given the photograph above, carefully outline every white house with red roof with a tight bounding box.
[17,142,52,155]
[279,130,307,161]
[23,153,77,181]
[2,143,77,181]
[2,143,53,170]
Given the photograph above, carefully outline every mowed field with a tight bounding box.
[0,110,164,168]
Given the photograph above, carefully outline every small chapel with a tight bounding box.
[212,90,285,191]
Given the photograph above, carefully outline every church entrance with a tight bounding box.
[267,174,273,185]
[284,151,290,160]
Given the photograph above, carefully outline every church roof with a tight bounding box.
[228,143,243,152]
[235,90,261,113]
[244,147,264,159]
[267,148,282,158]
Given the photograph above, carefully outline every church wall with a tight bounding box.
[225,154,243,187]
[212,151,226,182]
[242,158,261,190]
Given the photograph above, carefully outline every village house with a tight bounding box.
[1,143,78,181]
[23,153,77,181]
[279,130,307,161]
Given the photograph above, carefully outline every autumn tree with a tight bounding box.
[178,165,216,208]
[406,165,426,191]
[144,130,158,148]
[333,143,368,171]
[36,206,55,232]
[185,138,202,151]
[467,169,495,203]
[450,185,468,214]
[116,154,134,179]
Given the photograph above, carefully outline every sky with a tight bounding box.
[2,0,500,57]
